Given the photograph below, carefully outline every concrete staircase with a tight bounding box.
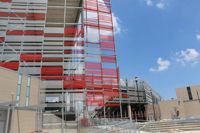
[42,112,77,129]
[138,119,200,132]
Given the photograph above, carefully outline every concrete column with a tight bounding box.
[83,90,88,118]
[5,107,10,133]
[128,105,132,121]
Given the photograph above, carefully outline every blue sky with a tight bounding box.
[111,0,200,99]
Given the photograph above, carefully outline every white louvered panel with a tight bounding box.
[44,27,64,33]
[6,36,43,42]
[12,0,47,3]
[40,80,63,89]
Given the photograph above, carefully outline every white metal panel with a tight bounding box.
[10,9,45,14]
[45,37,84,41]
[41,80,63,89]
[43,42,63,45]
[64,70,84,75]
[12,0,47,3]
[7,24,25,30]
[20,62,41,66]
[0,2,11,8]
[42,62,63,66]
[21,67,41,74]
[43,54,84,58]
[86,55,101,62]
[1,54,19,61]
[44,27,64,34]
[6,36,43,42]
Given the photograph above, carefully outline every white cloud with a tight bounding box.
[156,2,165,9]
[196,34,200,41]
[145,0,153,6]
[176,48,199,66]
[150,57,171,72]
[144,0,167,9]
[112,13,121,34]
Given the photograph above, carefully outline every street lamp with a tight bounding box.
[134,77,139,102]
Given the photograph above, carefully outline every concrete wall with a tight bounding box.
[159,99,185,119]
[11,110,37,133]
[176,85,200,101]
[0,67,40,133]
[183,100,200,117]
[160,85,200,120]
[0,67,39,106]
[0,67,18,103]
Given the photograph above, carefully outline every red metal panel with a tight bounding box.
[102,68,117,75]
[0,12,45,20]
[99,15,111,22]
[41,66,63,75]
[0,0,12,2]
[20,54,42,61]
[85,70,101,75]
[64,50,84,54]
[85,62,102,70]
[64,41,84,46]
[7,30,44,36]
[85,22,113,30]
[105,104,120,107]
[64,28,83,37]
[0,12,9,17]
[44,33,63,37]
[100,41,114,49]
[122,94,129,98]
[42,58,63,62]
[41,76,64,80]
[0,37,4,42]
[85,0,98,11]
[100,35,114,41]
[63,80,86,89]
[101,56,116,63]
[26,13,45,20]
[0,62,19,70]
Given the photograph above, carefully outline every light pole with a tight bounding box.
[135,77,142,120]
[135,77,139,103]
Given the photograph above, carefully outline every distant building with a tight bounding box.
[159,85,200,120]
[94,77,162,121]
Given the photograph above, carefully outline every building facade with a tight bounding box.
[159,85,200,120]
[94,78,162,121]
[0,0,119,132]
[0,67,39,133]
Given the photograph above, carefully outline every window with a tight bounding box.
[187,86,193,100]
[25,76,31,106]
[16,74,22,106]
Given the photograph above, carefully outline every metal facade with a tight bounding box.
[0,0,119,108]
